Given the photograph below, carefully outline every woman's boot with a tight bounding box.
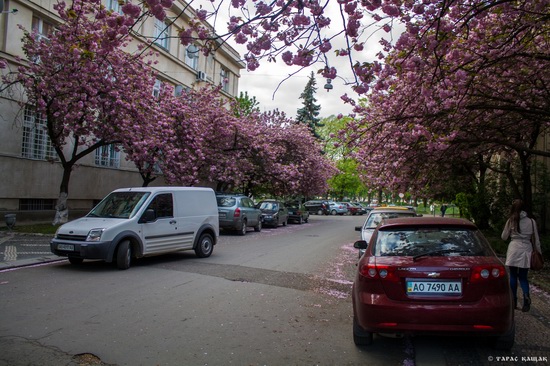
[522,294,531,312]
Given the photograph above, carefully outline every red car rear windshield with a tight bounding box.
[373,228,492,257]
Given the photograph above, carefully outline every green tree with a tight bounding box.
[328,159,365,201]
[296,72,323,139]
[233,91,260,117]
[317,114,353,159]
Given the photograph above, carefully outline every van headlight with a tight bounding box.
[86,228,105,242]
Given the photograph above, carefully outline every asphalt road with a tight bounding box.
[1,215,549,366]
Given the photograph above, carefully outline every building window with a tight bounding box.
[95,144,120,168]
[154,19,170,50]
[22,106,57,161]
[220,68,229,92]
[174,84,190,97]
[19,199,57,211]
[106,0,122,13]
[153,79,162,98]
[185,45,199,70]
[32,16,54,41]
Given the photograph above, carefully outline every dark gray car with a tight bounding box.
[257,200,289,228]
[216,194,262,235]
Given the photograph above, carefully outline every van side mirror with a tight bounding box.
[354,240,368,249]
[139,209,156,223]
[355,226,362,231]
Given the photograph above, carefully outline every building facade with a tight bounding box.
[0,0,244,222]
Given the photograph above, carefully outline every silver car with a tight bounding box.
[217,194,262,235]
[354,208,419,257]
[328,201,348,215]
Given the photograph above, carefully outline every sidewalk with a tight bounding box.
[0,231,64,270]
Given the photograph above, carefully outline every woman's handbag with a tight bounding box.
[530,219,544,271]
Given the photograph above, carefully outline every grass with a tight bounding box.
[0,223,58,235]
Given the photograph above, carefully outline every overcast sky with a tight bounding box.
[237,62,357,119]
[231,34,387,119]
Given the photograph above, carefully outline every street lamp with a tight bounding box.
[324,79,333,91]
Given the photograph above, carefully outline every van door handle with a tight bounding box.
[170,220,177,225]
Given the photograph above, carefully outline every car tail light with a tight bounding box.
[470,265,506,282]
[359,264,399,282]
[234,208,241,218]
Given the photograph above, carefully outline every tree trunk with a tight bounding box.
[519,153,534,216]
[53,165,72,225]
[140,172,156,187]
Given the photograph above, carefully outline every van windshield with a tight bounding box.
[87,192,150,219]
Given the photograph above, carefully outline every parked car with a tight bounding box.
[304,200,329,215]
[51,187,219,269]
[356,203,371,215]
[257,200,289,227]
[341,202,363,215]
[352,217,515,349]
[216,194,262,235]
[328,201,348,215]
[355,207,419,258]
[286,201,310,224]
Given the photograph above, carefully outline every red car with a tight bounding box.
[341,202,363,215]
[352,217,514,349]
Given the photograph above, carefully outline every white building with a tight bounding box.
[0,0,245,222]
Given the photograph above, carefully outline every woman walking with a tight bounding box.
[501,199,542,312]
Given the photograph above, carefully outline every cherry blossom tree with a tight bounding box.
[341,1,549,218]
[1,0,160,223]
[115,1,547,195]
[247,110,337,197]
[135,84,336,197]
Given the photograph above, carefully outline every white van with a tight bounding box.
[50,187,219,269]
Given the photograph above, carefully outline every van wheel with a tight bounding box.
[195,233,213,258]
[254,220,262,232]
[317,209,323,215]
[239,220,247,236]
[116,240,131,270]
[68,256,83,265]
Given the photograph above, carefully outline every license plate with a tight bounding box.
[218,212,226,219]
[57,244,75,251]
[407,280,462,295]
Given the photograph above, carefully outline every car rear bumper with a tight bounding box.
[353,292,513,335]
[218,219,241,230]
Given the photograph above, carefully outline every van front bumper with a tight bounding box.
[51,238,113,261]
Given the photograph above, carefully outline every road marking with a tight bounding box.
[3,245,17,261]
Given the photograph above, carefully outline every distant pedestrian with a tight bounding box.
[440,204,447,217]
[429,204,435,216]
[501,199,542,312]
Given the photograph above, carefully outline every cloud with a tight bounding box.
[239,66,355,118]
